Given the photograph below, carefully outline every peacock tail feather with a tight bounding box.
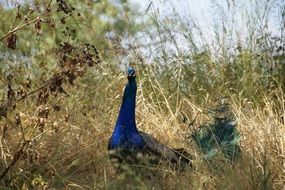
[192,105,241,161]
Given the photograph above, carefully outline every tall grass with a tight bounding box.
[0,0,284,189]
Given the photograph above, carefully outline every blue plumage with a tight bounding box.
[108,67,145,150]
[108,67,192,169]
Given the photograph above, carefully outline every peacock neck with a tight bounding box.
[109,75,145,150]
[115,78,139,133]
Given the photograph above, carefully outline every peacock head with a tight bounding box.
[127,67,136,80]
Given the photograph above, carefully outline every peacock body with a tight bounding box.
[108,67,192,170]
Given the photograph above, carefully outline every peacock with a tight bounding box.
[192,115,241,161]
[108,67,192,171]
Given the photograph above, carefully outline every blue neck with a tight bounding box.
[116,78,137,130]
[110,77,145,149]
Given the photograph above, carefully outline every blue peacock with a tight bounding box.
[108,67,192,170]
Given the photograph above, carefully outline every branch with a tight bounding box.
[0,140,29,181]
[0,9,35,42]
[0,0,54,42]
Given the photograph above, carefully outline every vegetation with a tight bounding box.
[0,0,284,189]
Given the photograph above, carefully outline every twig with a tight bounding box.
[0,140,29,181]
[0,18,36,42]
[16,81,50,102]
[0,0,54,42]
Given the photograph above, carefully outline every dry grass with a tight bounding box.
[0,66,284,189]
